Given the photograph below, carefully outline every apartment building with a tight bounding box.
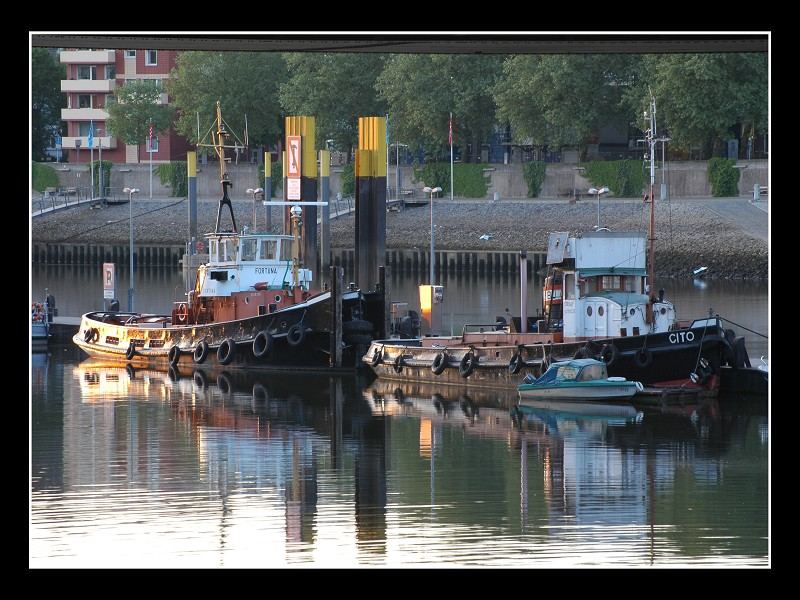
[60,48,190,164]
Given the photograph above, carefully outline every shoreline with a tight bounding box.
[31,197,769,280]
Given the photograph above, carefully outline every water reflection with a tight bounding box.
[30,353,768,567]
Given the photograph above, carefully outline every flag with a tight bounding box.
[448,113,453,146]
[87,120,94,148]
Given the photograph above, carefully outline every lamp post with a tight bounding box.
[124,187,140,311]
[391,142,408,200]
[588,186,610,230]
[246,187,264,231]
[423,186,442,284]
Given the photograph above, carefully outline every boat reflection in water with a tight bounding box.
[52,358,767,566]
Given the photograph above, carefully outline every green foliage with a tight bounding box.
[623,54,768,156]
[340,163,354,196]
[105,82,173,147]
[707,157,740,197]
[582,160,646,197]
[410,163,490,197]
[377,55,502,162]
[90,160,113,196]
[155,162,188,197]
[280,53,387,153]
[257,161,283,193]
[167,52,286,147]
[522,161,547,197]
[32,162,58,192]
[31,49,66,161]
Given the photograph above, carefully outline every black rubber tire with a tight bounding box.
[633,347,653,368]
[168,345,181,366]
[126,364,135,379]
[193,369,208,389]
[252,330,273,359]
[125,342,136,361]
[193,340,209,364]
[217,338,236,365]
[600,343,619,367]
[217,372,232,395]
[508,352,524,375]
[168,366,179,382]
[287,324,306,347]
[431,351,448,375]
[459,352,477,378]
[393,354,404,374]
[370,347,383,367]
[252,383,268,402]
[84,328,93,343]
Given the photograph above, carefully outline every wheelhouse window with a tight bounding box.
[601,275,622,290]
[280,241,292,261]
[564,273,575,300]
[209,239,218,261]
[259,240,277,260]
[221,239,237,262]
[241,238,257,261]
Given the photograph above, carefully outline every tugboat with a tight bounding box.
[73,103,383,370]
[363,96,753,393]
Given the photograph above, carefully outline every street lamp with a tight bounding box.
[124,187,140,311]
[391,142,408,200]
[246,187,264,231]
[423,186,442,284]
[588,186,610,230]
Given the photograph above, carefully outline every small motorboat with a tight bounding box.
[517,358,643,403]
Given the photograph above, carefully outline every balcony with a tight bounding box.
[62,108,110,121]
[61,79,116,93]
[60,50,116,64]
[61,136,117,150]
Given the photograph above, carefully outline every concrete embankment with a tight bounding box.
[31,196,768,279]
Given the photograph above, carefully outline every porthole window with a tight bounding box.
[660,307,667,315]
[244,296,250,304]
[587,306,593,317]
[598,306,604,317]
[275,295,282,303]
[630,308,636,316]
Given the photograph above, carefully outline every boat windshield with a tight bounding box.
[534,364,578,385]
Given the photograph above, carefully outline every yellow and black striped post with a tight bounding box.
[355,116,387,291]
[285,116,318,275]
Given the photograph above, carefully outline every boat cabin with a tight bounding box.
[179,232,317,325]
[524,358,609,385]
[546,231,676,342]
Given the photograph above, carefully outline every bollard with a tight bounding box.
[753,183,760,202]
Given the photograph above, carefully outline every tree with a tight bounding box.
[105,81,173,160]
[279,53,387,159]
[32,48,65,161]
[495,54,637,153]
[377,55,503,162]
[623,53,768,157]
[166,51,287,150]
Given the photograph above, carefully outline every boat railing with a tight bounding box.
[462,323,507,334]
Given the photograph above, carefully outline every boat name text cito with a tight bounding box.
[668,331,695,344]
[255,267,279,275]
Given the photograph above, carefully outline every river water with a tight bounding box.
[30,265,769,567]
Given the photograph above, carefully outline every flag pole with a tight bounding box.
[449,112,454,201]
[149,119,153,200]
[89,120,94,200]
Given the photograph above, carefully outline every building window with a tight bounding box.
[147,135,159,153]
[105,65,115,79]
[78,122,93,136]
[77,65,96,80]
[78,95,92,109]
[145,50,157,66]
[125,50,136,59]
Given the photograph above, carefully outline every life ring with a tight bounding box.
[508,352,524,375]
[431,351,448,375]
[600,343,619,367]
[176,303,188,323]
[193,340,209,364]
[168,345,181,366]
[217,338,236,365]
[459,351,477,378]
[393,354,404,374]
[252,330,274,359]
[633,347,653,368]
[125,342,136,360]
[370,346,383,367]
[287,324,306,347]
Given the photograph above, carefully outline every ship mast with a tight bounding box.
[196,101,248,233]
[643,94,669,300]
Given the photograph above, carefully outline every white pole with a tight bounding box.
[396,144,400,201]
[98,137,103,197]
[149,147,153,200]
[90,144,94,200]
[450,112,454,201]
[430,189,434,285]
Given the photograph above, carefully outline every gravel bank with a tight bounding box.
[31,197,768,279]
